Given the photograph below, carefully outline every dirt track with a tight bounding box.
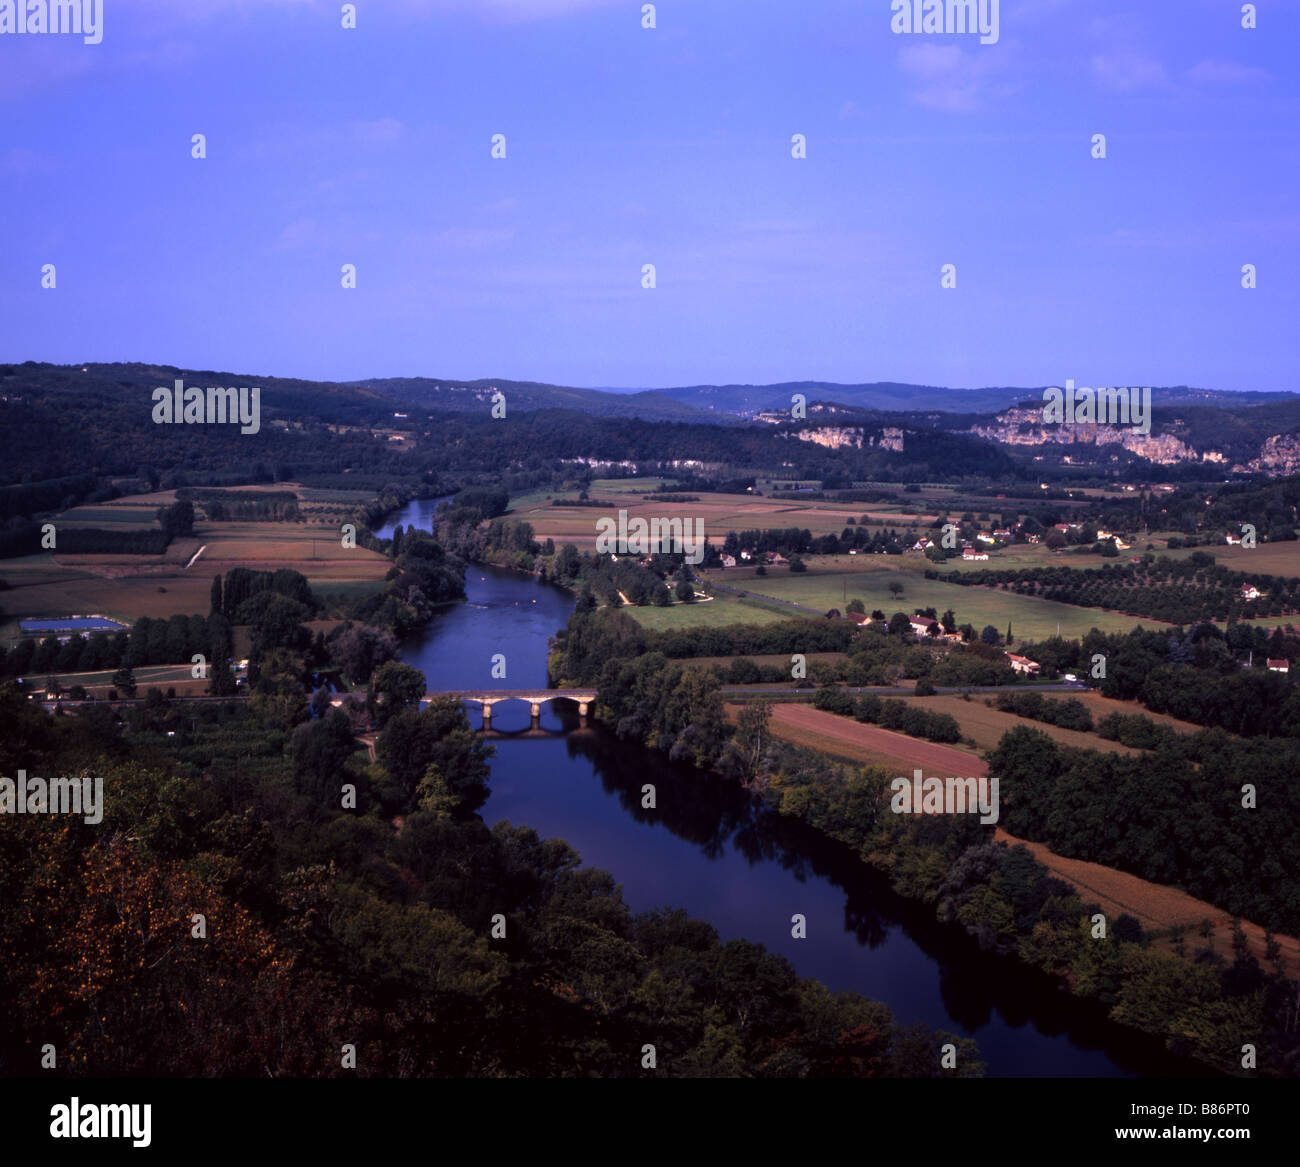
[759,704,1298,973]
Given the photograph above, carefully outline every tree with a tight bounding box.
[725,700,772,785]
[376,696,495,814]
[329,623,399,684]
[156,499,195,540]
[112,663,137,698]
[980,625,1000,646]
[249,648,309,726]
[675,580,695,603]
[888,581,904,599]
[292,710,358,804]
[210,574,223,615]
[370,660,427,726]
[554,543,581,582]
[309,686,333,718]
[888,612,912,637]
[846,598,866,615]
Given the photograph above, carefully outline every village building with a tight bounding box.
[1006,653,1041,676]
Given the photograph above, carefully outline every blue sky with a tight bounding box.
[1,0,1297,392]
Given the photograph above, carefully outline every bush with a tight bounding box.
[812,685,855,716]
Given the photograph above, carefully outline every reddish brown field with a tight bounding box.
[762,703,987,776]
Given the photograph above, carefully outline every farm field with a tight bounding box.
[894,694,1144,756]
[195,521,389,577]
[684,651,846,671]
[620,591,807,631]
[1066,691,1219,737]
[759,703,986,776]
[1,574,215,641]
[508,483,938,547]
[1156,541,1300,578]
[37,664,208,700]
[0,487,391,641]
[731,557,1168,640]
[55,505,161,528]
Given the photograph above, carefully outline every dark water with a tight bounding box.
[387,503,1198,1078]
[373,496,452,543]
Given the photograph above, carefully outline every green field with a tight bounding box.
[1155,540,1300,578]
[726,557,1169,641]
[55,506,162,527]
[620,590,811,631]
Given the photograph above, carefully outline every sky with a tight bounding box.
[1,0,1297,393]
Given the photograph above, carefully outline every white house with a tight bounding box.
[1267,659,1290,673]
[1007,654,1041,676]
[962,549,989,561]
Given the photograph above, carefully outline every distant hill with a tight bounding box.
[653,381,1298,416]
[354,377,728,423]
[368,376,1297,419]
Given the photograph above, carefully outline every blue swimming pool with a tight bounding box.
[19,617,130,634]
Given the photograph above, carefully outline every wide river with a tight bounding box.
[380,498,1198,1078]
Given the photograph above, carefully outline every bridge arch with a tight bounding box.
[424,689,596,729]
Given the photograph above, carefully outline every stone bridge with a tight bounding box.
[427,689,597,729]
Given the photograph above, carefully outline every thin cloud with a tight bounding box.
[1186,59,1270,85]
[897,43,1004,113]
[1090,45,1168,93]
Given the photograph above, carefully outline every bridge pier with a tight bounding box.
[427,689,597,731]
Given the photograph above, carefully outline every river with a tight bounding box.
[378,498,1198,1078]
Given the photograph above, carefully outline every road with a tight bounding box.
[719,682,1089,698]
